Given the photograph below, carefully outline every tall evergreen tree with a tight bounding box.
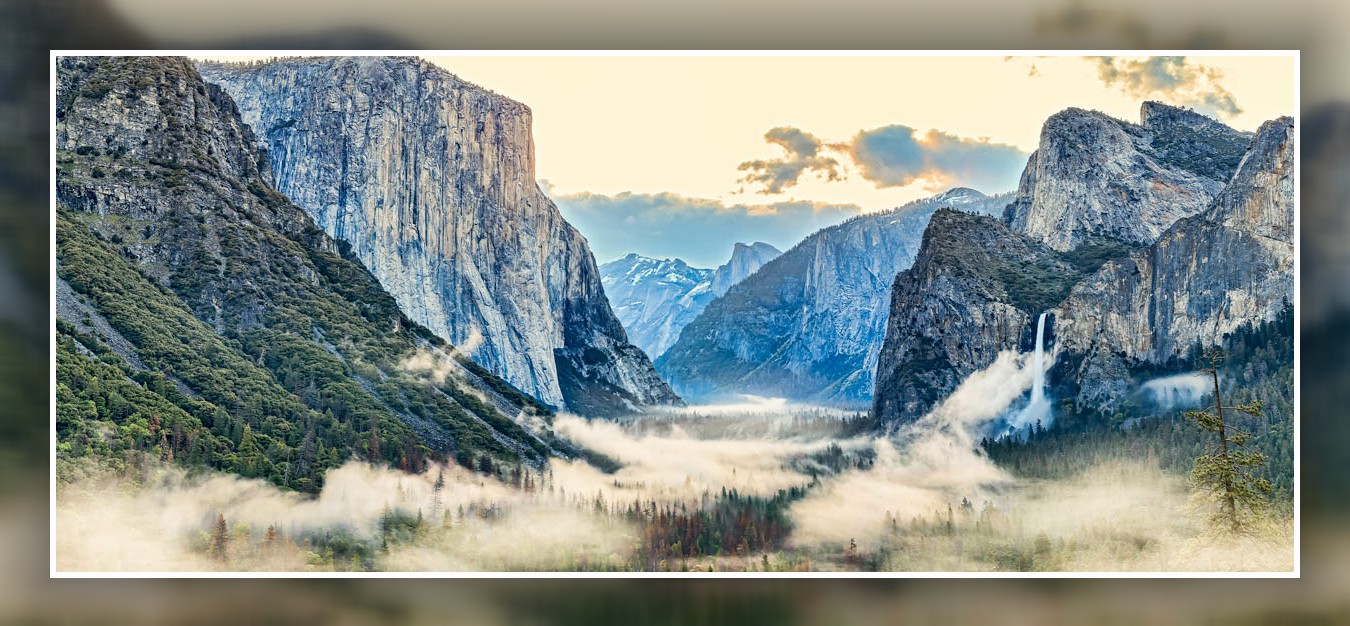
[1187,349,1272,530]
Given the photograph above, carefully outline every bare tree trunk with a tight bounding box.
[1211,368,1238,530]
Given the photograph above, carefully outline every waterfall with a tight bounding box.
[1011,312,1052,430]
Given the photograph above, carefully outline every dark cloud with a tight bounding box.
[548,189,860,267]
[737,126,842,194]
[1094,56,1243,118]
[849,125,1028,192]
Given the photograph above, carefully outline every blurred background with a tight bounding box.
[3,0,1348,622]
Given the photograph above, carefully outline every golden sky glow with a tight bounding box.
[189,53,1295,264]
[192,54,1294,211]
[419,55,1294,209]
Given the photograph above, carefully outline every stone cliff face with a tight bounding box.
[599,242,780,361]
[1004,102,1251,251]
[711,242,782,297]
[198,57,679,416]
[871,209,1078,424]
[56,56,556,476]
[1054,116,1295,406]
[659,189,1009,406]
[872,107,1293,425]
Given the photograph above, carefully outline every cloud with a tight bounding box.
[1094,56,1243,118]
[734,125,1027,196]
[550,190,861,267]
[736,127,843,194]
[849,126,1029,192]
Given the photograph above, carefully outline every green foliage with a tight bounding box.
[1059,237,1133,274]
[63,56,164,101]
[54,56,571,494]
[993,237,1134,314]
[1187,351,1273,531]
[56,332,224,480]
[627,486,806,569]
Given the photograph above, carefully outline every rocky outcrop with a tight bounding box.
[198,56,679,415]
[600,242,781,360]
[872,108,1293,426]
[55,56,557,478]
[711,242,782,297]
[871,209,1084,424]
[1055,116,1295,406]
[658,189,1010,406]
[1004,102,1251,251]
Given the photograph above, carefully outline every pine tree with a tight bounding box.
[209,513,229,562]
[431,469,445,522]
[1187,349,1271,531]
[263,523,278,556]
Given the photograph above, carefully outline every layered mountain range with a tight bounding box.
[198,56,679,416]
[55,57,562,490]
[657,188,1011,406]
[600,242,781,360]
[873,103,1293,425]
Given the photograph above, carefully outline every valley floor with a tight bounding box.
[55,404,1294,573]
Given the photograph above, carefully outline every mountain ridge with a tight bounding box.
[873,105,1292,425]
[55,56,561,491]
[198,56,680,416]
[600,241,781,360]
[658,189,1012,406]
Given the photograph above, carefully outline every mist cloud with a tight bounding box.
[788,350,1031,547]
[1094,56,1243,118]
[1140,372,1212,409]
[54,357,1290,572]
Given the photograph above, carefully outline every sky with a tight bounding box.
[194,54,1296,267]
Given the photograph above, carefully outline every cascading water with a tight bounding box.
[1010,311,1052,430]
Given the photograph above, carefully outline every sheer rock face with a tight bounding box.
[1055,116,1295,406]
[871,111,1293,426]
[1004,102,1252,251]
[56,56,553,461]
[710,242,782,297]
[599,242,780,361]
[658,189,1009,407]
[199,56,679,415]
[871,210,1066,424]
[56,56,312,326]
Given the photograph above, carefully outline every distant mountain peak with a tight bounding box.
[933,187,988,203]
[712,242,783,298]
[657,190,1013,406]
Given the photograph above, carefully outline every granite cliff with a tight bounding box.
[199,56,680,416]
[56,57,560,490]
[873,105,1291,426]
[1004,102,1251,251]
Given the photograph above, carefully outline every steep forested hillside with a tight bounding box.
[55,56,559,492]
